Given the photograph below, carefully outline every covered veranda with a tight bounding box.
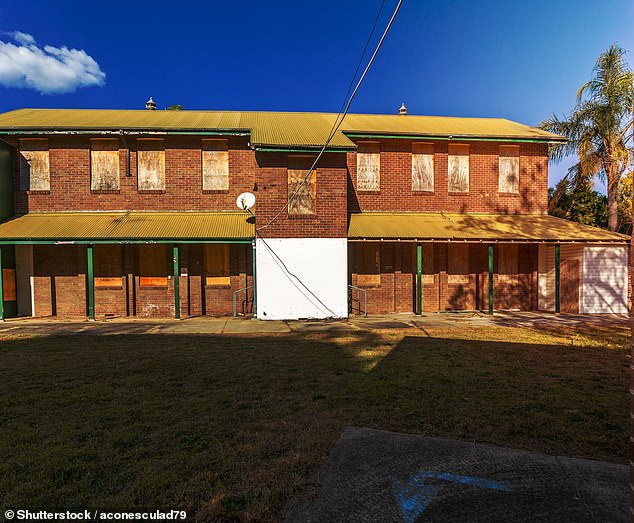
[0,211,256,320]
[347,212,630,315]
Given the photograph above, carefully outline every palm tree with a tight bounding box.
[540,44,633,231]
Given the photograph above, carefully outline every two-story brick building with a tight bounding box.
[0,107,628,320]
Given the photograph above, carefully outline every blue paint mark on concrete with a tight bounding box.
[392,469,512,522]
[392,478,441,523]
[411,470,512,492]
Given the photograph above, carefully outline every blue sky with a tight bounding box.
[0,0,632,189]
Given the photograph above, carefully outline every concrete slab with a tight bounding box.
[221,318,291,334]
[286,427,628,523]
[157,318,227,334]
[288,320,359,333]
[0,312,626,337]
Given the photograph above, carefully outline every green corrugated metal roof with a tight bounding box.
[347,213,629,242]
[0,211,254,241]
[0,109,564,148]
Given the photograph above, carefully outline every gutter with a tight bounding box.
[343,132,566,144]
[251,145,355,153]
[0,129,250,137]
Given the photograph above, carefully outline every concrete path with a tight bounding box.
[0,311,626,337]
[286,427,628,523]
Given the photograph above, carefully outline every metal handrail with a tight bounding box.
[233,285,254,318]
[348,284,367,317]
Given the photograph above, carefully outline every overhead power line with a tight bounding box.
[257,0,403,232]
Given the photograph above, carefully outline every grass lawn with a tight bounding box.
[0,322,629,521]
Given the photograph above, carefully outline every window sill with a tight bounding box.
[287,213,317,219]
[203,189,229,194]
[358,190,381,194]
[412,190,434,195]
[138,189,166,194]
[205,284,232,289]
[498,192,520,196]
[95,286,124,290]
[448,192,469,195]
[91,189,121,194]
[24,190,50,195]
[139,286,168,290]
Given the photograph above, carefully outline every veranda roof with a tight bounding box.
[0,211,254,243]
[347,213,629,243]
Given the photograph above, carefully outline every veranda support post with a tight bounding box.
[488,244,494,315]
[87,244,95,320]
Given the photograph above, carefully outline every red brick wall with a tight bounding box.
[31,243,252,319]
[253,152,348,238]
[8,136,258,214]
[6,135,349,239]
[347,139,549,215]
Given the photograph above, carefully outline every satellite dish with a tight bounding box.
[236,192,256,211]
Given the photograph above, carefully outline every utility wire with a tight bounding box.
[257,0,403,232]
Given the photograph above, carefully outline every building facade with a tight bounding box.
[0,109,628,320]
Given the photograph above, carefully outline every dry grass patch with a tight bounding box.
[0,321,628,521]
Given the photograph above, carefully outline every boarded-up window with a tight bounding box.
[448,144,469,193]
[499,145,520,193]
[91,139,120,191]
[447,243,469,284]
[202,139,229,191]
[288,160,316,215]
[137,140,165,191]
[94,245,123,288]
[205,244,230,286]
[139,244,168,287]
[2,269,16,301]
[19,139,50,191]
[412,143,434,192]
[357,142,380,191]
[498,244,518,283]
[421,244,435,284]
[357,243,380,286]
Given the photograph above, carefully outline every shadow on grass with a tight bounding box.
[0,329,628,521]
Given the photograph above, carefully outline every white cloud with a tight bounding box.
[0,32,105,94]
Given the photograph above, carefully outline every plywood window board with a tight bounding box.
[357,242,380,286]
[448,144,469,193]
[499,145,520,193]
[202,139,229,191]
[412,143,434,192]
[91,139,120,191]
[19,139,50,191]
[137,139,165,191]
[139,244,168,287]
[205,244,230,286]
[287,168,316,215]
[421,243,435,283]
[498,243,519,283]
[94,245,123,288]
[357,142,380,191]
[2,269,16,301]
[447,243,470,284]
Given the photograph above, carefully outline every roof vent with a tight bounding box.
[145,97,157,111]
[399,102,407,115]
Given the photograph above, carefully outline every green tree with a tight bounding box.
[549,179,608,229]
[617,170,633,234]
[539,45,633,231]
[166,105,184,111]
